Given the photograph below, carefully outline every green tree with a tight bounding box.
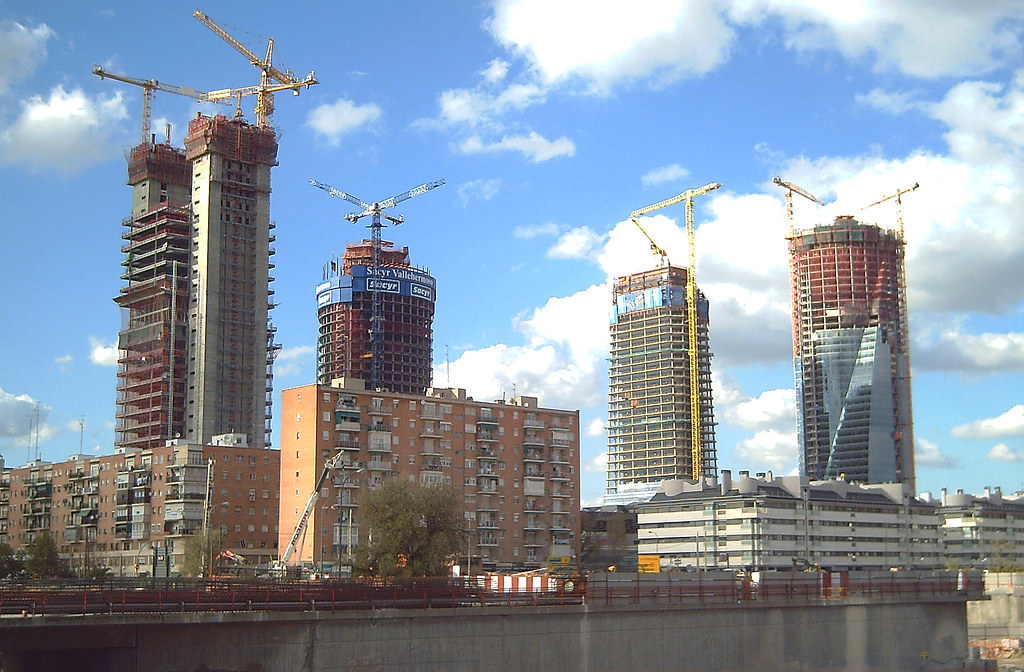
[25,533,69,579]
[181,527,224,578]
[356,478,465,577]
[0,542,24,579]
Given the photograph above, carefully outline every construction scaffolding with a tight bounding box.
[184,114,279,449]
[788,216,914,489]
[316,240,436,395]
[114,142,192,452]
[606,267,716,496]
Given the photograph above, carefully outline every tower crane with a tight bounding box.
[92,65,231,145]
[859,183,919,236]
[193,10,317,128]
[310,178,445,392]
[772,177,823,236]
[630,182,721,480]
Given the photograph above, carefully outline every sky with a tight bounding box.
[1,1,1024,507]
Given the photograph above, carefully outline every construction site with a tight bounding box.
[788,213,915,489]
[316,240,436,396]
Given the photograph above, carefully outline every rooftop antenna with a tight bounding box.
[445,344,450,386]
[33,402,40,462]
[79,416,85,454]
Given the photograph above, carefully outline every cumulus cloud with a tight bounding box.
[457,179,502,206]
[53,354,72,373]
[641,163,689,187]
[733,429,798,473]
[0,387,41,440]
[547,226,605,259]
[585,418,605,437]
[951,405,1024,440]
[481,59,511,85]
[915,437,957,468]
[458,132,575,162]
[488,1,735,91]
[916,329,1024,375]
[989,443,1024,463]
[306,98,381,146]
[0,87,128,174]
[88,337,118,367]
[275,345,315,378]
[584,450,608,474]
[0,21,55,93]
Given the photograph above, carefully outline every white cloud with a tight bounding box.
[513,222,559,239]
[915,437,957,468]
[727,388,795,431]
[0,387,42,440]
[0,87,128,174]
[733,429,798,473]
[855,88,922,115]
[306,98,381,146]
[53,354,72,373]
[547,226,605,259]
[952,405,1024,440]
[457,179,502,206]
[458,132,575,162]
[762,1,1024,79]
[0,21,55,93]
[585,418,605,437]
[989,442,1024,463]
[275,345,315,378]
[641,163,689,187]
[584,450,608,474]
[916,330,1024,375]
[488,0,735,91]
[88,337,118,367]
[481,59,510,84]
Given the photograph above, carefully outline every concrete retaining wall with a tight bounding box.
[0,600,973,672]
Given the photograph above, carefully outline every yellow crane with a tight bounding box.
[859,182,919,236]
[630,181,721,480]
[92,65,231,145]
[772,176,822,236]
[194,10,317,128]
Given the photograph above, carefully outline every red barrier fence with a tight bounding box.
[0,570,981,618]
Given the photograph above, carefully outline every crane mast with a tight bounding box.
[630,181,720,480]
[310,178,445,391]
[193,10,317,127]
[772,176,822,236]
[92,65,230,145]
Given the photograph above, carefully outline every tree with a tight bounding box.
[180,527,224,578]
[25,533,69,579]
[356,478,465,577]
[0,542,24,579]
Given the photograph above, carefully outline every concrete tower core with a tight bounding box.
[606,266,717,500]
[316,240,435,395]
[788,216,915,490]
[183,114,279,450]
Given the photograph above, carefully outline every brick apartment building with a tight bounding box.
[280,379,581,572]
[0,434,280,576]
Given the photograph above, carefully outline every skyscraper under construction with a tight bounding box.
[114,114,280,451]
[789,216,914,490]
[315,240,436,395]
[606,266,717,501]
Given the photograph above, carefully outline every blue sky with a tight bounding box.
[2,1,1024,506]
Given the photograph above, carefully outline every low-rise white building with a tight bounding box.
[927,487,1024,570]
[636,470,942,571]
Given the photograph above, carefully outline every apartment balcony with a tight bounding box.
[550,470,570,482]
[419,462,443,473]
[478,537,499,547]
[477,519,499,529]
[367,422,392,433]
[478,449,497,460]
[524,470,546,480]
[336,437,361,451]
[368,405,392,418]
[365,460,391,473]
[522,434,546,447]
[524,500,547,513]
[523,449,544,463]
[418,408,442,420]
[550,436,572,447]
[335,418,361,432]
[550,488,571,498]
[476,430,499,442]
[524,417,546,430]
[523,520,546,532]
[549,450,570,465]
[367,443,392,455]
[419,427,443,439]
